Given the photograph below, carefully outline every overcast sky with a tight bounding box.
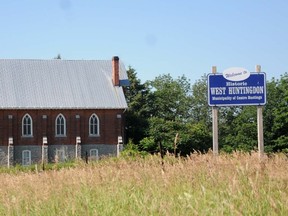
[1,0,288,84]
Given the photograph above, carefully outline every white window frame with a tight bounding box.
[55,114,66,137]
[89,114,100,136]
[22,114,33,137]
[56,149,65,162]
[90,149,99,160]
[22,150,31,166]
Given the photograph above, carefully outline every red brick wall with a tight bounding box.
[0,109,125,146]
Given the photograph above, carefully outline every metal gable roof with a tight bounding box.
[0,59,128,109]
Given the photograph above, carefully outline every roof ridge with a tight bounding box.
[0,59,128,109]
[0,59,111,61]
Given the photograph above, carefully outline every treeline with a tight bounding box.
[124,67,288,154]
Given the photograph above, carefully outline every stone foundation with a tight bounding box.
[0,144,119,166]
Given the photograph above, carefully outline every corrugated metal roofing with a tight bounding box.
[0,59,128,109]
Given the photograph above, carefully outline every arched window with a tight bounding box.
[22,150,31,166]
[89,114,99,136]
[55,114,66,136]
[90,149,99,160]
[22,114,33,136]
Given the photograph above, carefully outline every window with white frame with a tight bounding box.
[90,149,99,160]
[55,114,66,136]
[89,114,99,136]
[22,114,33,136]
[22,150,31,166]
[56,149,65,162]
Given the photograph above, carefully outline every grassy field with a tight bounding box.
[0,152,287,215]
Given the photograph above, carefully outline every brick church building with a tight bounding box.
[0,56,128,166]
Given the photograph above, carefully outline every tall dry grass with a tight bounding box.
[0,152,287,215]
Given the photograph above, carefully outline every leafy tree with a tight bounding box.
[223,106,257,152]
[124,67,150,145]
[124,66,145,105]
[262,78,280,152]
[218,73,288,153]
[140,74,213,155]
[124,66,288,154]
[190,75,211,127]
[146,117,184,153]
[147,74,193,122]
[178,122,212,155]
[270,73,288,151]
[141,74,194,153]
[139,137,155,153]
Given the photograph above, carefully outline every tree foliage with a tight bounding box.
[146,74,193,121]
[125,67,288,154]
[219,73,288,153]
[190,75,211,127]
[221,106,257,152]
[124,67,150,144]
[125,72,211,154]
[269,73,288,151]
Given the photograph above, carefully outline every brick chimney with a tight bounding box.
[112,56,120,86]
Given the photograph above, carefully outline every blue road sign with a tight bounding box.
[208,72,266,106]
